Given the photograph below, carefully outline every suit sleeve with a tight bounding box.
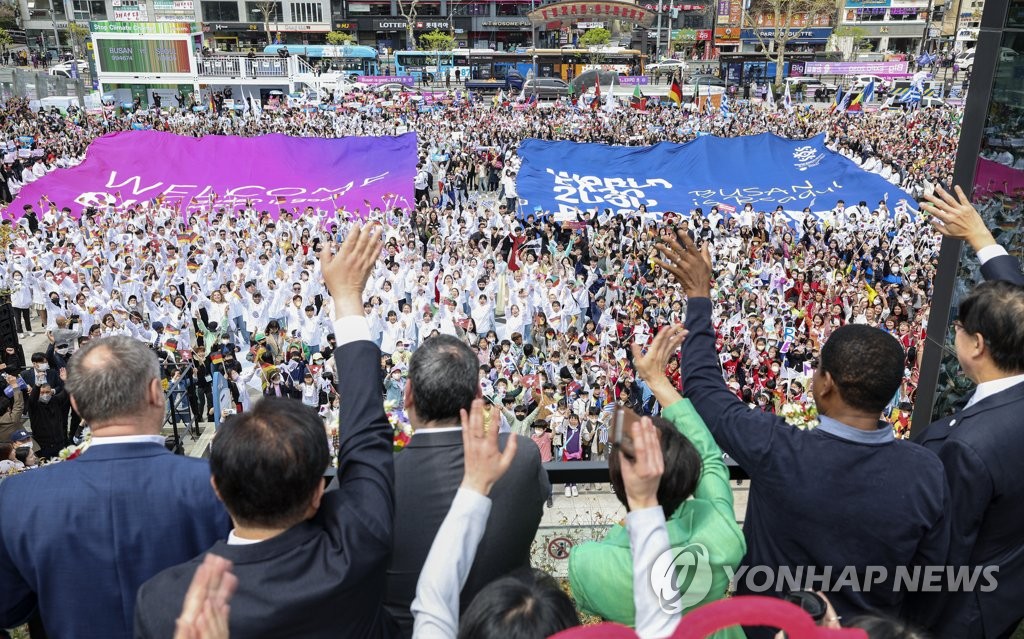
[680,297,783,477]
[0,481,37,628]
[328,336,395,575]
[980,254,1024,286]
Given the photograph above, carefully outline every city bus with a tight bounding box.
[263,44,380,77]
[528,48,645,81]
[393,50,460,81]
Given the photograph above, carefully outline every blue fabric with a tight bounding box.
[0,443,231,638]
[515,133,913,220]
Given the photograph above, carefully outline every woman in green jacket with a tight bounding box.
[568,326,746,638]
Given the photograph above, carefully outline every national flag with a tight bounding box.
[276,195,287,204]
[590,77,601,110]
[899,85,922,106]
[765,83,776,112]
[186,258,200,272]
[164,339,178,353]
[837,88,853,112]
[210,351,224,365]
[260,360,276,374]
[783,81,794,114]
[176,232,191,245]
[492,90,503,108]
[829,86,844,114]
[667,78,682,105]
[630,84,647,110]
[508,233,526,272]
[164,325,180,338]
[860,79,875,104]
[526,92,538,106]
[720,94,732,119]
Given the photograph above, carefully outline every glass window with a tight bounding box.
[289,1,322,21]
[203,1,240,21]
[246,1,281,21]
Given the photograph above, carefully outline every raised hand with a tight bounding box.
[460,398,518,497]
[173,554,236,639]
[921,185,996,252]
[630,325,687,384]
[619,417,664,512]
[318,224,382,317]
[655,230,713,299]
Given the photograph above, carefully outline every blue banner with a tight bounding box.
[515,133,914,219]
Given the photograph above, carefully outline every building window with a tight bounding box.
[290,1,323,22]
[452,3,488,15]
[417,2,440,15]
[202,0,239,20]
[246,1,282,21]
[855,7,886,21]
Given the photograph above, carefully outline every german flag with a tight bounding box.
[260,360,276,374]
[667,79,682,106]
[276,195,287,204]
[186,259,201,272]
[210,351,224,365]
[164,339,177,353]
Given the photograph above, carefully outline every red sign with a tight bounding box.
[696,29,712,40]
[531,0,656,27]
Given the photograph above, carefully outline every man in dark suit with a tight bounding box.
[385,334,550,636]
[0,336,231,639]
[915,185,1024,638]
[135,225,397,638]
[656,231,950,635]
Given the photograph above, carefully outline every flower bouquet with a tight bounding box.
[385,400,413,452]
[778,402,819,430]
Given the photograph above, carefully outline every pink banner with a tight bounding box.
[6,130,418,218]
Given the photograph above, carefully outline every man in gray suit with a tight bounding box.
[385,335,550,637]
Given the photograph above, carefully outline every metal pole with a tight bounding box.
[46,0,61,56]
[655,2,662,61]
[919,0,934,55]
[951,0,965,53]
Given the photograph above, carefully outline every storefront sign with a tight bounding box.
[577,21,605,28]
[528,0,657,28]
[740,27,832,43]
[334,21,357,30]
[90,20,197,34]
[803,60,909,74]
[481,19,531,28]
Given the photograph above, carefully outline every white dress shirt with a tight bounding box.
[89,434,167,447]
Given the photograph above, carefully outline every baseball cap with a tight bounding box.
[253,332,266,342]
[10,428,31,444]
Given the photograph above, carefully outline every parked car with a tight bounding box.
[851,74,889,91]
[784,76,837,98]
[569,69,620,95]
[959,46,1017,72]
[522,77,570,99]
[648,58,687,78]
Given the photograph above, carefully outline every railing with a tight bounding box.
[197,55,291,79]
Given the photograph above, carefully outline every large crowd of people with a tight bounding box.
[1,83,1023,639]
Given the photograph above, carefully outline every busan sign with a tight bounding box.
[528,0,657,28]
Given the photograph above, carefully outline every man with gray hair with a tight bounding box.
[0,336,230,639]
[385,334,550,637]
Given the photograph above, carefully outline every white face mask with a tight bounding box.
[36,363,49,371]
[39,393,53,403]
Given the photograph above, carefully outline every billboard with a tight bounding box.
[90,21,197,34]
[96,38,191,73]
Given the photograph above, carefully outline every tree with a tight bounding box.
[255,1,279,46]
[325,31,354,46]
[743,0,835,85]
[66,23,88,58]
[0,26,12,50]
[418,29,455,51]
[578,27,611,66]
[396,0,420,50]
[578,27,611,48]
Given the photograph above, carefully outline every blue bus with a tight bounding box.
[263,44,380,77]
[393,50,461,81]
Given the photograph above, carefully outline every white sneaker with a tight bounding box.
[564,486,572,498]
[571,486,579,497]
